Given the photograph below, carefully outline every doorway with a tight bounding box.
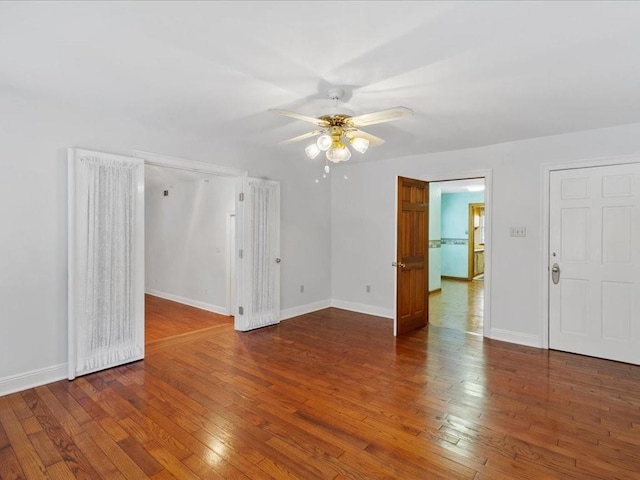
[394,173,491,337]
[433,179,485,335]
[136,151,246,344]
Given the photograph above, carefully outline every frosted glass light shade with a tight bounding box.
[316,134,332,151]
[305,143,321,159]
[350,137,369,154]
[326,145,351,163]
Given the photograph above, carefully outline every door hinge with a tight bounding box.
[238,306,244,315]
[239,249,243,259]
[239,192,244,201]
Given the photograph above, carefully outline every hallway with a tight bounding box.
[429,278,484,335]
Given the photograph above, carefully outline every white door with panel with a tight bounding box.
[68,148,145,379]
[549,163,640,364]
[235,177,281,331]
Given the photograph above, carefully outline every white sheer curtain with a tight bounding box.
[69,150,144,378]
[236,177,280,331]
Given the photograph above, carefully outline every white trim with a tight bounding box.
[331,299,393,319]
[0,364,67,397]
[133,150,248,177]
[280,300,332,321]
[393,177,398,335]
[226,211,236,318]
[490,328,541,348]
[540,154,640,350]
[67,149,77,380]
[419,169,493,339]
[146,290,229,316]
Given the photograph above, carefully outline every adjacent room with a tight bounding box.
[3,2,640,478]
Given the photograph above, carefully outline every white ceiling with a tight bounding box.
[2,1,640,162]
[439,179,485,194]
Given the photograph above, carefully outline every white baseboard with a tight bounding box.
[280,300,332,321]
[330,299,393,319]
[0,363,68,397]
[146,289,228,316]
[489,328,542,348]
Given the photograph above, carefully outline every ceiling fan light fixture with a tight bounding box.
[271,88,412,172]
[305,143,321,159]
[350,136,370,154]
[316,134,332,151]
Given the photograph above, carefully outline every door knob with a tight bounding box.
[392,262,406,268]
[551,263,560,284]
[275,258,281,264]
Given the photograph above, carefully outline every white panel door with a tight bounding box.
[235,177,280,331]
[549,163,640,364]
[68,149,145,379]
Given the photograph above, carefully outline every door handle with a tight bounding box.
[275,258,281,264]
[551,263,560,284]
[392,262,406,268]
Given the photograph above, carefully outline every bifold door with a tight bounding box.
[235,177,281,331]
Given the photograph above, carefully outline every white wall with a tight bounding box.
[0,90,332,395]
[331,122,640,345]
[145,165,235,313]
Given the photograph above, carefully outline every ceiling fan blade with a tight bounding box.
[269,109,329,127]
[345,129,386,147]
[280,130,324,145]
[347,106,413,127]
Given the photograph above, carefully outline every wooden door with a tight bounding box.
[549,163,640,364]
[395,176,429,335]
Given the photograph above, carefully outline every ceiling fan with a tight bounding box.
[270,88,412,163]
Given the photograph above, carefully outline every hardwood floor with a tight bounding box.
[429,278,484,335]
[2,308,640,479]
[145,294,232,343]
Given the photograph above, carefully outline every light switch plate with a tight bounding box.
[510,226,526,237]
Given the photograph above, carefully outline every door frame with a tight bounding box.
[541,154,640,349]
[226,211,236,316]
[394,169,493,338]
[468,203,485,281]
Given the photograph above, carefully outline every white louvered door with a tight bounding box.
[235,177,281,331]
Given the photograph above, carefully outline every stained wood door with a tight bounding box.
[549,163,640,364]
[395,176,429,335]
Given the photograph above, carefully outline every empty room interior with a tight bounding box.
[3,1,640,479]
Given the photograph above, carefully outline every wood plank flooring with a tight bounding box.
[2,308,640,479]
[429,278,484,335]
[145,294,232,343]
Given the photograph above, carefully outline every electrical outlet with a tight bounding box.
[510,227,526,237]
[300,285,304,293]
[366,285,371,293]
